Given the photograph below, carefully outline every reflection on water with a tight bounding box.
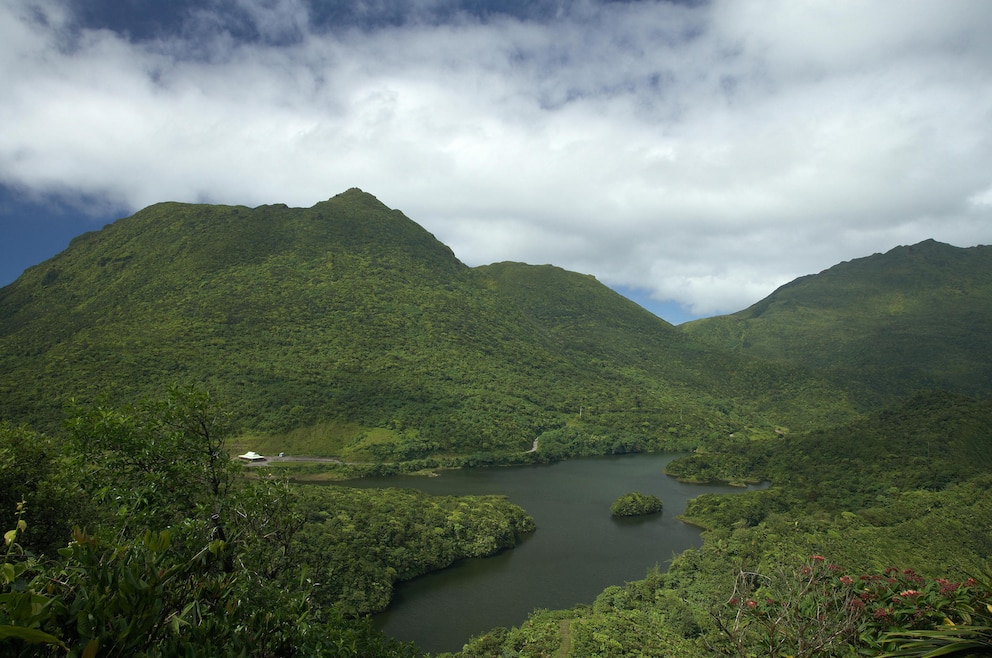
[338,453,760,654]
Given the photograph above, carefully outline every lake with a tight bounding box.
[338,453,759,654]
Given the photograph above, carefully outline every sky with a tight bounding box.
[2,0,992,324]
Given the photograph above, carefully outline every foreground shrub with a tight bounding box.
[711,555,992,657]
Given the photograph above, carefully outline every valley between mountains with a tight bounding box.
[2,189,990,656]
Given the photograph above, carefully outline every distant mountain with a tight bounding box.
[681,240,992,403]
[0,189,855,458]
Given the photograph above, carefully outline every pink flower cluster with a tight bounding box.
[727,555,990,653]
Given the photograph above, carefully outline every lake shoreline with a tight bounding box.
[335,452,757,654]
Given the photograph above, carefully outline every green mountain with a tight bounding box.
[0,189,854,459]
[681,239,992,403]
[4,189,992,657]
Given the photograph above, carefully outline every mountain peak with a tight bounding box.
[880,238,961,261]
[322,187,380,206]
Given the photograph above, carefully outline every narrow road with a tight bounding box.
[556,619,572,657]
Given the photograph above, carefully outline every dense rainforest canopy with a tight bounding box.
[2,190,991,656]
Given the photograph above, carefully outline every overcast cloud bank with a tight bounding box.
[2,0,991,317]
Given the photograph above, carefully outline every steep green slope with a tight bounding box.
[0,189,857,458]
[478,262,860,440]
[0,190,552,451]
[681,240,992,403]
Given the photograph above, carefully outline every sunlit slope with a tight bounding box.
[0,189,856,455]
[681,240,992,404]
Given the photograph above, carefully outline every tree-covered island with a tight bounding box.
[610,492,663,517]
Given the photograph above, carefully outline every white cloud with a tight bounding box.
[2,0,992,317]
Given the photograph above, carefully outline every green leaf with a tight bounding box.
[82,638,100,658]
[0,624,66,647]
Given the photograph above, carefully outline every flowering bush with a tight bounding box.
[714,556,992,657]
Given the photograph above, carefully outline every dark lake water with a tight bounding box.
[338,453,758,654]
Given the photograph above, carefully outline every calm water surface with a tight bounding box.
[339,453,757,654]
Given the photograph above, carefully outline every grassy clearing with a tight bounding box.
[228,420,375,457]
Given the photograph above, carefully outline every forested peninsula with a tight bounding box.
[2,190,991,656]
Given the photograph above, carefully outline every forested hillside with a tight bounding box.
[0,189,857,462]
[681,240,992,403]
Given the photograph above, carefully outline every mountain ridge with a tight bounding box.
[681,238,992,402]
[3,190,985,460]
[5,189,850,455]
